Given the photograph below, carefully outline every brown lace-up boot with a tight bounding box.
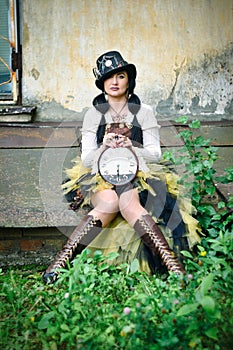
[42,215,102,284]
[134,214,186,275]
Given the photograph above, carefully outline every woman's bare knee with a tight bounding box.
[119,189,147,226]
[91,189,119,214]
[89,190,119,227]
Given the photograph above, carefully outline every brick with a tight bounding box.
[20,239,43,252]
[0,240,19,251]
[44,238,66,251]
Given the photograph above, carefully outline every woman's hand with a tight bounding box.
[115,134,132,148]
[103,133,132,149]
[103,133,118,149]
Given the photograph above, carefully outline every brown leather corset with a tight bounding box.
[105,122,133,138]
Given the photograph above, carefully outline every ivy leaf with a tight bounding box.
[199,273,213,296]
[106,251,120,261]
[217,201,226,209]
[205,327,219,340]
[181,250,193,258]
[189,120,200,129]
[84,265,90,274]
[38,311,55,330]
[129,259,140,274]
[61,332,72,343]
[175,116,188,124]
[200,296,215,314]
[60,323,70,331]
[177,303,198,317]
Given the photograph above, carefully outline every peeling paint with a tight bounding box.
[37,99,87,122]
[31,68,40,80]
[156,45,233,119]
[190,96,217,115]
[22,0,233,121]
[225,99,233,115]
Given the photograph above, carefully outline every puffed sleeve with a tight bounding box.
[133,104,161,163]
[81,107,103,168]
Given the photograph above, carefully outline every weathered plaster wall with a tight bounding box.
[22,0,233,121]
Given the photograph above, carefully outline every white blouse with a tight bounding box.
[81,103,161,173]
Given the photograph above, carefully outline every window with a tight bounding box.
[0,0,21,104]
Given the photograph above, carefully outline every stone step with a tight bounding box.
[1,120,233,148]
[0,122,232,228]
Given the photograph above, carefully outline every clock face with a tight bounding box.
[98,147,139,186]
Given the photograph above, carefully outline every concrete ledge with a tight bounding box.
[0,105,37,123]
[0,122,232,229]
[0,147,88,228]
[0,114,32,123]
[0,121,82,148]
[0,121,232,267]
[1,120,233,148]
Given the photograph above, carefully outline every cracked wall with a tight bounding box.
[155,46,233,119]
[22,0,233,121]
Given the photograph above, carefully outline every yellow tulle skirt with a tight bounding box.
[62,157,203,274]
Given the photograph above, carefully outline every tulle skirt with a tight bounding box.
[61,157,203,275]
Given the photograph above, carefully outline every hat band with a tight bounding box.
[94,54,128,80]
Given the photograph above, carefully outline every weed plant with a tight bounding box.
[0,117,232,349]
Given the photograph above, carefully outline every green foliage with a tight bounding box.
[0,238,233,350]
[0,116,232,349]
[163,116,232,233]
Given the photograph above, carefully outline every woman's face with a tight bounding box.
[104,71,129,99]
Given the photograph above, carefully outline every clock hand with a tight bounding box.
[117,164,120,181]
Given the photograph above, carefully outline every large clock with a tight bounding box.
[98,147,139,186]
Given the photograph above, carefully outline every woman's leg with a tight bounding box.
[119,189,185,274]
[43,189,119,283]
[119,188,147,225]
[90,189,119,226]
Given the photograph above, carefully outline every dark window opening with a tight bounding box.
[0,0,22,104]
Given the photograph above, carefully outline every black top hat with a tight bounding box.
[93,51,137,92]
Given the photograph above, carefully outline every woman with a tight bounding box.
[42,51,202,284]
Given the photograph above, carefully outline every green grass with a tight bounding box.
[0,237,232,350]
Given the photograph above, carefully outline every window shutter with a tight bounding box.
[0,0,11,73]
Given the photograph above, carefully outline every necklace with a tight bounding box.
[110,101,128,123]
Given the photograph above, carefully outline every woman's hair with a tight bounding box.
[93,92,141,115]
[92,69,141,115]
